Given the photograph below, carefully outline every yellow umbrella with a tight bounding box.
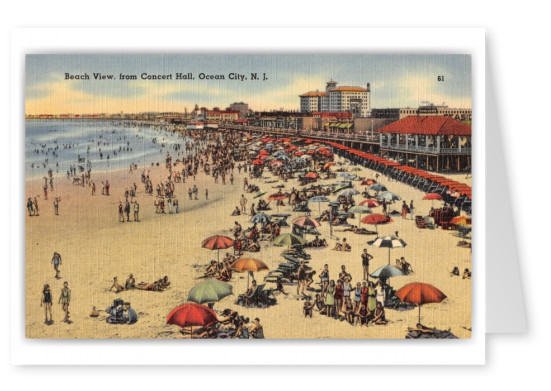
[230,258,269,289]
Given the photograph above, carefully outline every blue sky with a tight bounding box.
[26,54,471,114]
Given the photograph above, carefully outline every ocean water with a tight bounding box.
[25,120,197,180]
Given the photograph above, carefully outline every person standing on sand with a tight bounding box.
[230,173,234,185]
[193,185,198,200]
[118,202,124,222]
[124,201,131,221]
[27,197,34,216]
[173,197,179,214]
[243,178,248,190]
[240,194,248,214]
[51,251,62,279]
[361,249,373,281]
[41,284,53,324]
[205,188,209,200]
[133,201,140,222]
[43,184,48,200]
[105,180,110,196]
[33,197,39,216]
[58,281,71,323]
[53,197,60,215]
[409,200,414,219]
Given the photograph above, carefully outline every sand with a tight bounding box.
[25,148,471,339]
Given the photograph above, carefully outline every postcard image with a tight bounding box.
[25,54,472,339]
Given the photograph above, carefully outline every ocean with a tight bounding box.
[25,120,197,180]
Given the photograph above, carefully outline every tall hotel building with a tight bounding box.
[299,80,371,117]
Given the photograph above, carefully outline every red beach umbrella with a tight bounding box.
[304,172,319,179]
[252,159,264,165]
[166,303,218,337]
[361,213,392,234]
[268,192,287,201]
[361,179,377,186]
[360,199,381,208]
[423,193,444,207]
[395,282,447,324]
[202,235,235,262]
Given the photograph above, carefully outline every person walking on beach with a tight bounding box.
[133,201,140,222]
[41,284,53,324]
[188,188,193,200]
[409,200,414,219]
[243,178,248,190]
[105,180,110,196]
[53,197,60,215]
[118,202,124,222]
[51,251,62,279]
[193,185,198,200]
[154,196,160,213]
[102,181,106,195]
[167,198,173,214]
[205,188,209,200]
[58,281,71,323]
[173,197,179,214]
[33,197,39,216]
[43,184,48,200]
[230,173,234,185]
[240,194,248,214]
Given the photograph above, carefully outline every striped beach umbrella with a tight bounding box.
[368,235,407,265]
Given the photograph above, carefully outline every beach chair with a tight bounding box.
[415,215,427,229]
[454,225,472,238]
[237,283,265,307]
[424,216,436,229]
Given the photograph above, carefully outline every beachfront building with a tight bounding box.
[377,116,471,172]
[299,80,371,117]
[229,102,250,118]
[372,105,472,123]
[205,109,239,123]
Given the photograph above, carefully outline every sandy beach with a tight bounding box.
[25,135,471,339]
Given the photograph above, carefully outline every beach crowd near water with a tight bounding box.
[25,120,472,339]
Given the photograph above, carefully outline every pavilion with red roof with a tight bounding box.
[376,116,472,172]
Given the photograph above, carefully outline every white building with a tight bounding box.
[299,80,371,117]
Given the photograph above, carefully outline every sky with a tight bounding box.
[25,54,472,114]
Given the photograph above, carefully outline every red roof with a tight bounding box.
[377,116,471,136]
[330,86,368,92]
[300,91,328,97]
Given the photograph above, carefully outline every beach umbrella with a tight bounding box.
[450,216,471,226]
[166,303,218,337]
[370,265,406,285]
[273,233,307,249]
[395,282,447,324]
[304,172,319,179]
[361,213,393,235]
[309,195,331,213]
[347,204,372,226]
[369,183,387,193]
[252,159,264,165]
[324,162,335,170]
[368,235,407,265]
[202,235,235,263]
[292,216,321,228]
[337,172,355,179]
[361,179,377,186]
[254,191,266,198]
[339,188,360,197]
[188,279,233,305]
[251,212,271,224]
[230,258,270,289]
[268,192,287,212]
[378,191,401,202]
[423,193,444,208]
[360,199,381,208]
